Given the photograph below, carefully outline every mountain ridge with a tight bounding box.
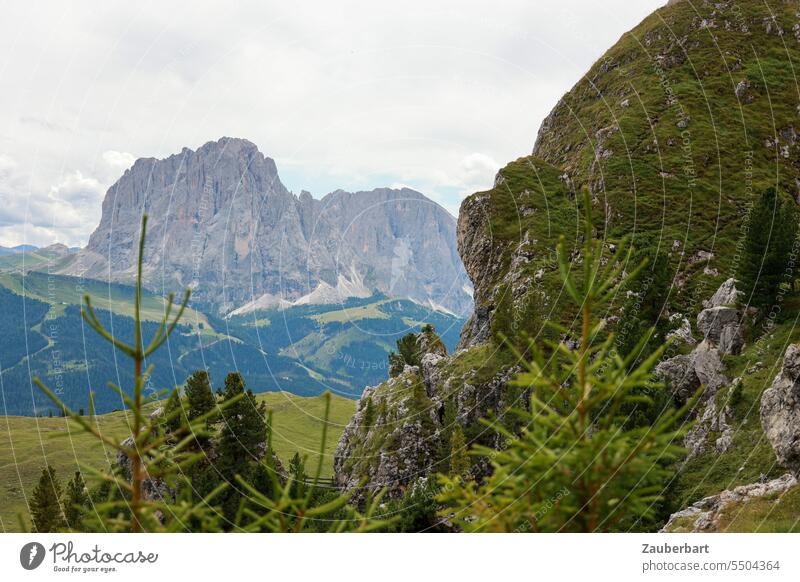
[59,137,473,316]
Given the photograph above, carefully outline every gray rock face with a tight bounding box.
[761,344,800,476]
[683,396,733,460]
[693,279,745,355]
[456,192,506,347]
[697,306,744,355]
[703,277,742,309]
[115,435,172,503]
[60,137,472,316]
[661,473,797,532]
[656,341,728,405]
[655,279,747,458]
[333,328,520,500]
[666,315,696,346]
[333,371,439,500]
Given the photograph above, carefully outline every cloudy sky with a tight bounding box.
[0,0,664,247]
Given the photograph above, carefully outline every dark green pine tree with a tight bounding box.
[740,187,799,309]
[217,372,268,522]
[180,370,217,453]
[178,370,220,504]
[63,471,90,531]
[396,332,421,367]
[163,388,184,438]
[30,465,65,532]
[388,331,424,377]
[388,352,405,378]
[185,370,216,422]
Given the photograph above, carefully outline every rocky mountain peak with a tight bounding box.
[60,138,472,315]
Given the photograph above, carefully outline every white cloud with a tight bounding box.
[101,150,136,179]
[50,171,104,205]
[0,154,19,176]
[0,0,665,246]
[0,151,133,246]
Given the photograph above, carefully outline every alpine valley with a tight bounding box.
[0,138,470,416]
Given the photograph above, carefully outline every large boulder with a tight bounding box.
[655,354,698,403]
[694,278,745,355]
[696,306,744,355]
[761,344,800,476]
[703,278,742,309]
[655,341,728,405]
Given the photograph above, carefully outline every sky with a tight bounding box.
[0,0,665,247]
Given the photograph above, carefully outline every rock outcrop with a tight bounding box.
[456,192,506,348]
[334,327,520,499]
[655,280,745,458]
[761,344,800,477]
[656,342,728,405]
[60,137,472,316]
[697,306,744,355]
[661,473,797,532]
[334,368,440,499]
[703,277,741,309]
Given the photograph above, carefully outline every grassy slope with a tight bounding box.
[665,308,800,525]
[455,1,800,530]
[0,392,354,531]
[466,0,800,320]
[0,249,73,273]
[312,299,391,324]
[716,485,800,532]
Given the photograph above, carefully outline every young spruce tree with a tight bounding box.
[63,471,90,531]
[35,215,235,532]
[30,465,65,533]
[34,216,387,533]
[438,191,690,532]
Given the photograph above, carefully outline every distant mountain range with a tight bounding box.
[57,137,473,316]
[0,244,82,256]
[0,137,471,415]
[0,244,36,255]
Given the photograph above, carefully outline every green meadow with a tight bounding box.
[0,391,355,531]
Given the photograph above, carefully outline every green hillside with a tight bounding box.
[478,0,800,524]
[473,0,800,322]
[0,392,355,531]
[331,0,800,532]
[0,247,74,274]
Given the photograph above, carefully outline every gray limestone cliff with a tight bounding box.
[60,137,472,316]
